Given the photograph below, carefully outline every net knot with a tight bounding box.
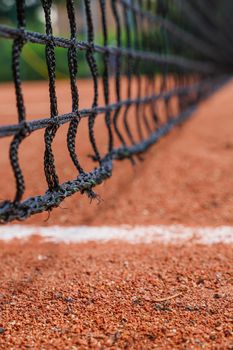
[70,37,77,50]
[18,27,27,44]
[46,34,55,47]
[87,41,95,52]
[50,116,60,127]
[71,110,80,120]
[20,121,31,137]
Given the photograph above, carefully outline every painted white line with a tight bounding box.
[0,225,232,244]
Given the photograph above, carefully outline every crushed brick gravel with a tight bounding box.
[0,239,232,350]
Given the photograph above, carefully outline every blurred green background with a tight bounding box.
[1,0,221,82]
[0,0,187,82]
[0,0,98,81]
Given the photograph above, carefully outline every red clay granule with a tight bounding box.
[0,239,232,349]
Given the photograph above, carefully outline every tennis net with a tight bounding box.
[0,0,228,223]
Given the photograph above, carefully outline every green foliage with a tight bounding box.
[0,39,94,82]
[0,1,205,82]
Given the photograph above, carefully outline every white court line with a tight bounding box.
[0,225,232,244]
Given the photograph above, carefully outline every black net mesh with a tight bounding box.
[0,0,229,223]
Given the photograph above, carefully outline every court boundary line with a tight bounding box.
[0,225,232,244]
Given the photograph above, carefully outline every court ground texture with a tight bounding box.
[0,79,232,349]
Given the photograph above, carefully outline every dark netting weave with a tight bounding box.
[0,0,229,223]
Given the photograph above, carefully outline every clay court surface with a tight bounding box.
[0,80,233,349]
